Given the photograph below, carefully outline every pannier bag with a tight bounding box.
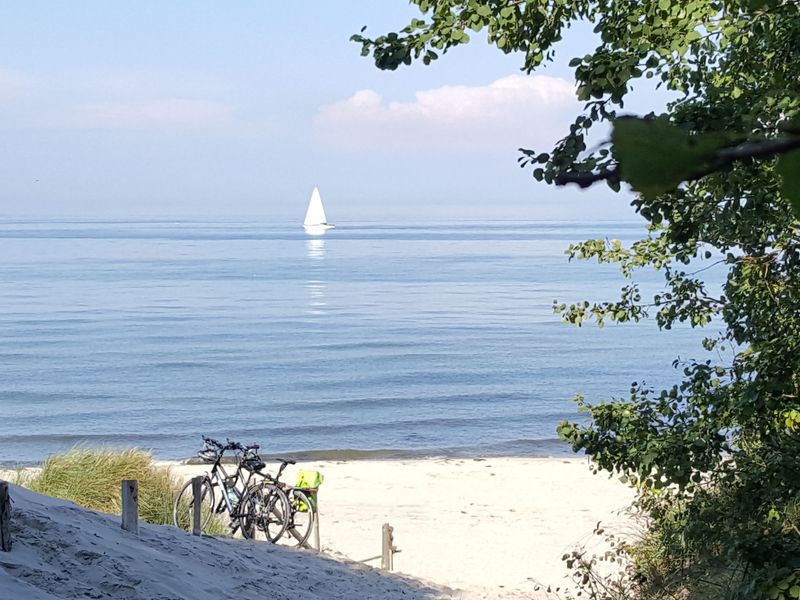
[295,470,324,510]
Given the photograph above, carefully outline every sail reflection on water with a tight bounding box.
[305,238,327,314]
[306,238,325,260]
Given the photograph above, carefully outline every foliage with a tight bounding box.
[355,1,800,598]
[545,523,639,600]
[27,448,180,526]
[352,1,800,214]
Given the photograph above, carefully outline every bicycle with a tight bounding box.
[258,458,319,548]
[172,437,291,542]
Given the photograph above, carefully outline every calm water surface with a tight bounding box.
[0,220,719,464]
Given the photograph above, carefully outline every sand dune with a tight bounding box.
[0,483,448,600]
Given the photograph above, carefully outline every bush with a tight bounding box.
[27,447,179,525]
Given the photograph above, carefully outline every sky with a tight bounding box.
[0,2,665,222]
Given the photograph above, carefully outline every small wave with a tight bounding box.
[232,413,536,438]
[182,438,573,463]
[263,391,534,412]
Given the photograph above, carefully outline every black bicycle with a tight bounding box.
[172,437,291,542]
[258,458,318,548]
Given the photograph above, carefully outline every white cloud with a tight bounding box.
[58,98,234,130]
[0,67,238,131]
[314,75,579,151]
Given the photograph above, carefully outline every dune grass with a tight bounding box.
[26,447,178,525]
[23,447,229,534]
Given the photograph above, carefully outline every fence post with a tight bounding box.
[312,501,320,552]
[0,481,11,551]
[381,523,394,571]
[356,523,400,568]
[121,480,138,535]
[191,477,203,536]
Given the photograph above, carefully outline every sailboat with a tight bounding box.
[303,187,335,235]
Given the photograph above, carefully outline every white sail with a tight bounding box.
[303,187,334,234]
[304,187,328,226]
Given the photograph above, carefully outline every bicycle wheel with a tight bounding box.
[239,482,290,543]
[173,477,215,533]
[280,488,315,548]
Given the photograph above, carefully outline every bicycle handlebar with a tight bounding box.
[201,436,260,449]
[202,436,224,449]
[199,436,277,466]
[199,437,245,459]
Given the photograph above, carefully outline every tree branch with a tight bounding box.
[555,169,620,188]
[553,135,800,189]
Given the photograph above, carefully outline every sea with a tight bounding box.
[0,219,720,465]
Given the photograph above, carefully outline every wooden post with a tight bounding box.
[312,503,320,552]
[381,523,393,571]
[0,481,11,551]
[289,494,320,551]
[357,523,400,568]
[191,477,203,536]
[121,480,138,535]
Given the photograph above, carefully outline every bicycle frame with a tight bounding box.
[204,453,260,525]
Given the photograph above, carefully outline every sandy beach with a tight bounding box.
[1,456,635,599]
[170,456,635,598]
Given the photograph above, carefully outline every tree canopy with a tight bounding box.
[355,2,800,598]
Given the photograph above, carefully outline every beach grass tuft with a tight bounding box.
[26,447,181,526]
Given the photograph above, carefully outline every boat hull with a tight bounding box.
[303,224,335,236]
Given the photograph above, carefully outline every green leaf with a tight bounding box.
[776,149,800,217]
[611,116,727,199]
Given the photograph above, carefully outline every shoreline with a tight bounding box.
[0,438,577,469]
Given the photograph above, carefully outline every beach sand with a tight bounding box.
[169,456,636,598]
[1,456,635,599]
[0,483,446,600]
